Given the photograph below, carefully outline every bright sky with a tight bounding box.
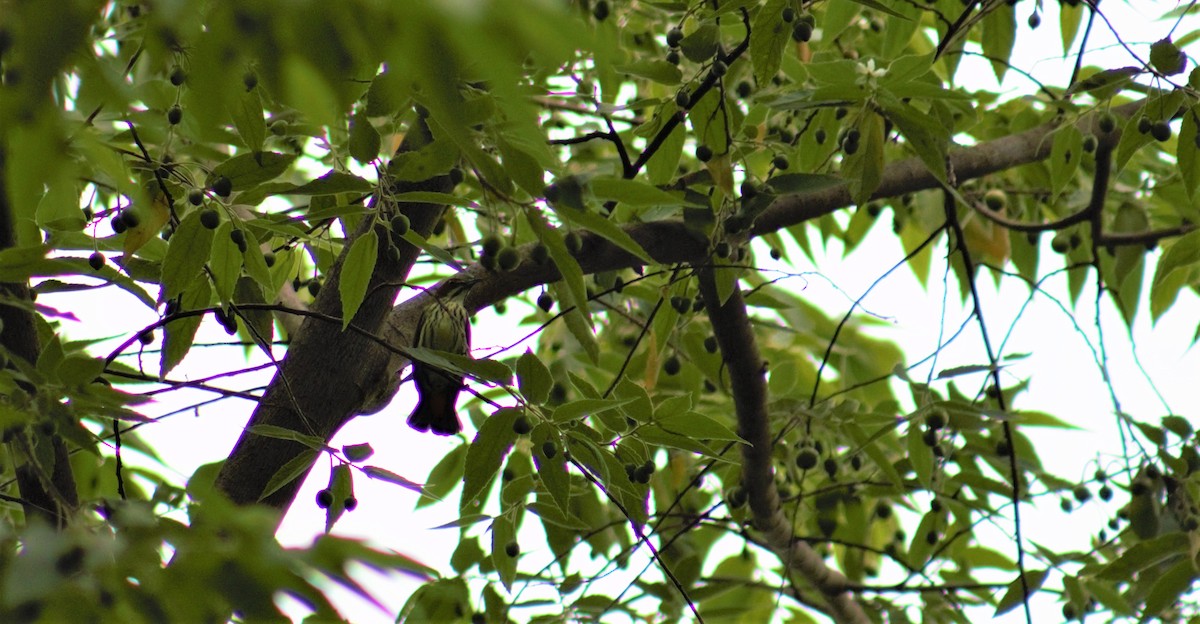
[44,2,1200,622]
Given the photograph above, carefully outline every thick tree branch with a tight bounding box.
[697,266,867,624]
[0,142,79,527]
[213,119,452,512]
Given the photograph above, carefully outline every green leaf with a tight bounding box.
[340,229,379,328]
[407,348,511,386]
[980,4,1016,82]
[1150,38,1186,76]
[531,423,569,511]
[35,180,84,232]
[843,113,886,206]
[590,178,683,207]
[259,449,320,501]
[655,411,741,442]
[491,508,519,590]
[387,139,459,183]
[496,139,546,197]
[516,350,552,405]
[232,88,266,153]
[266,170,374,196]
[342,443,374,463]
[362,465,424,493]
[1151,229,1200,320]
[1049,125,1083,197]
[349,108,382,165]
[750,0,790,85]
[679,22,720,63]
[460,407,520,511]
[161,210,215,300]
[208,152,297,192]
[1096,533,1188,580]
[1060,1,1084,54]
[160,280,210,377]
[208,221,241,304]
[645,111,685,186]
[1065,66,1140,98]
[248,424,329,450]
[1179,107,1200,201]
[552,397,634,423]
[417,444,467,509]
[615,60,682,85]
[994,569,1046,617]
[1144,558,1196,616]
[524,205,594,343]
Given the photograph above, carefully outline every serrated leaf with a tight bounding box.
[232,88,265,152]
[340,229,378,328]
[531,423,569,511]
[161,210,215,300]
[460,408,520,511]
[160,280,209,377]
[209,221,241,304]
[516,350,552,405]
[750,0,790,85]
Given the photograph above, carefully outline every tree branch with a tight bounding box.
[697,266,867,624]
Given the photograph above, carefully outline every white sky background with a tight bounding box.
[42,2,1200,622]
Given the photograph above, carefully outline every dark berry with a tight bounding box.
[390,214,410,236]
[316,489,333,508]
[795,447,819,470]
[167,105,182,125]
[696,144,713,162]
[88,252,105,271]
[169,66,186,86]
[199,208,219,229]
[666,27,684,48]
[188,189,204,206]
[513,416,532,435]
[212,176,232,197]
[537,292,554,312]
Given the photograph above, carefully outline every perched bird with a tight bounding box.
[407,278,473,435]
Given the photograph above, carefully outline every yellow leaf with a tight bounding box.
[122,187,171,256]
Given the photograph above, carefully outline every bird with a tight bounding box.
[407,278,474,436]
